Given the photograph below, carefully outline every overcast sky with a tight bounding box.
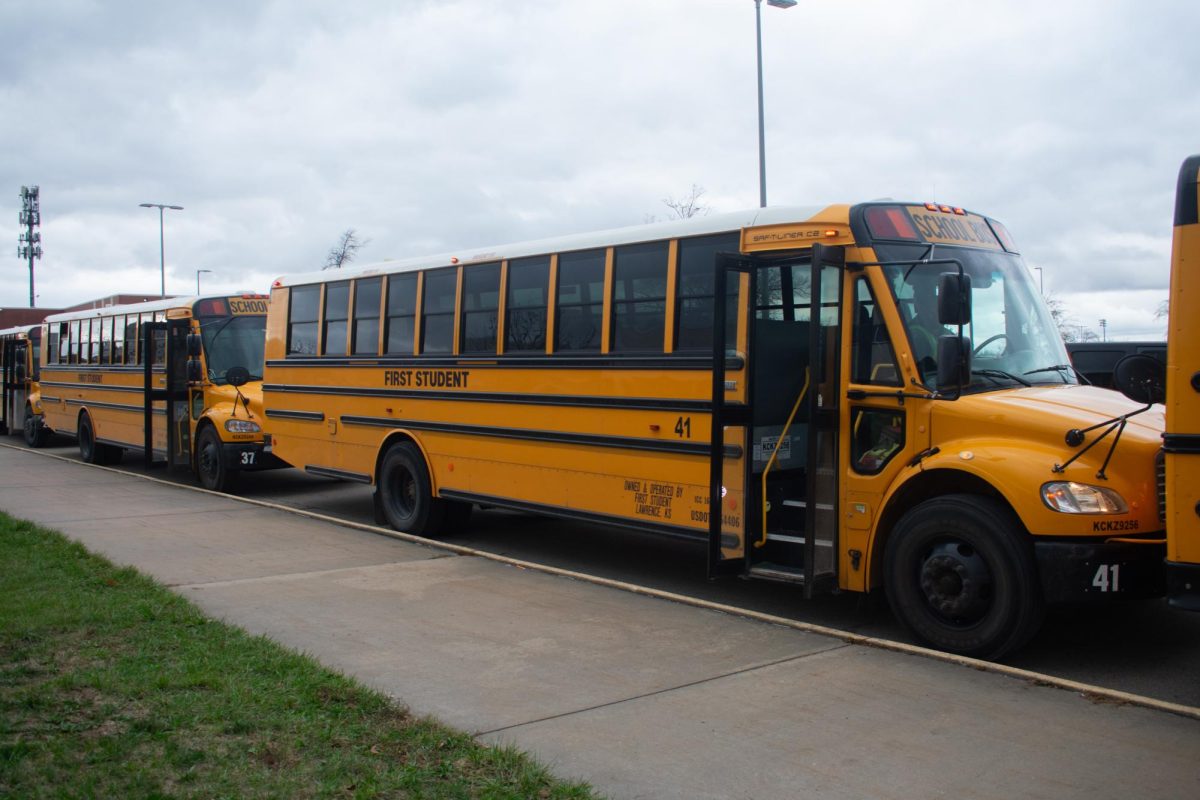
[2,0,1196,340]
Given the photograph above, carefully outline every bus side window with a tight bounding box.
[49,325,61,364]
[352,277,382,356]
[506,256,550,353]
[385,274,417,355]
[422,269,458,355]
[676,233,740,353]
[611,241,668,353]
[323,281,350,356]
[125,317,139,364]
[461,263,500,354]
[68,321,79,364]
[555,249,605,352]
[100,316,113,364]
[851,277,900,386]
[112,315,125,364]
[288,285,320,355]
[851,408,905,474]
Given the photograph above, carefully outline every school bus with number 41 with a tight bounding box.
[260,196,1173,660]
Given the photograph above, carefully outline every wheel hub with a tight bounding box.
[918,541,992,622]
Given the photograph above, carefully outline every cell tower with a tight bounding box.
[18,186,42,307]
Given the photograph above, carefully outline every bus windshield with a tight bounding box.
[199,315,266,384]
[875,243,1072,393]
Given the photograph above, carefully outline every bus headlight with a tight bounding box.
[225,419,262,434]
[1040,482,1128,514]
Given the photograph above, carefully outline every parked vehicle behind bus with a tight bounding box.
[1067,341,1166,388]
[39,295,281,491]
[261,200,1168,660]
[0,324,51,446]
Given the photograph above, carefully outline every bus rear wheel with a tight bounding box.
[195,425,237,493]
[883,494,1043,661]
[23,408,49,448]
[377,441,444,536]
[78,413,120,465]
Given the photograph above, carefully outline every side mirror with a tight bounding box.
[187,333,203,358]
[225,366,251,387]
[938,272,972,326]
[1113,354,1165,404]
[187,359,204,384]
[936,334,971,390]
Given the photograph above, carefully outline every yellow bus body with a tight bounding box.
[1164,154,1200,607]
[40,295,277,491]
[0,324,50,446]
[263,202,1168,659]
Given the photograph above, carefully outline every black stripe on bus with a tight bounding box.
[263,384,713,413]
[341,415,742,458]
[42,396,164,415]
[438,489,708,544]
[1163,433,1200,454]
[305,465,372,483]
[265,408,326,422]
[39,381,151,394]
[267,354,745,371]
[1177,154,1200,227]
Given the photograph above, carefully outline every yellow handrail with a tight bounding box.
[756,367,810,549]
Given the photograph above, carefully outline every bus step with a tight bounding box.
[765,530,835,548]
[780,499,835,512]
[748,562,806,585]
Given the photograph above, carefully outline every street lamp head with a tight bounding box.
[767,0,798,8]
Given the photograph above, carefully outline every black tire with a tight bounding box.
[376,441,444,536]
[23,408,49,448]
[195,425,237,493]
[78,413,120,465]
[78,413,101,464]
[884,494,1044,660]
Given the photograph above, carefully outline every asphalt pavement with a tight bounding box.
[1,444,1198,799]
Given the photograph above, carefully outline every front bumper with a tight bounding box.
[1035,539,1166,604]
[221,441,285,472]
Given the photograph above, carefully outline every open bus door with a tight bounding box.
[708,245,843,596]
[1,338,30,437]
[142,319,192,470]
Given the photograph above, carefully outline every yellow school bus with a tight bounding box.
[40,295,279,491]
[0,324,51,447]
[1162,155,1200,609]
[262,202,1167,659]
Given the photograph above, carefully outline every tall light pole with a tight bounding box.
[755,0,796,208]
[139,202,183,298]
[1099,318,1108,342]
[196,269,213,295]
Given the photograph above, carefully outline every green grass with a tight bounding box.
[0,513,598,799]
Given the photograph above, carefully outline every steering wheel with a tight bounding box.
[973,334,1008,357]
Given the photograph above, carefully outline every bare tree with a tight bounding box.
[323,228,369,270]
[663,184,710,220]
[1043,293,1098,342]
[646,185,712,223]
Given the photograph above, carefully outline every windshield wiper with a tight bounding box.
[972,369,1032,387]
[1024,364,1089,385]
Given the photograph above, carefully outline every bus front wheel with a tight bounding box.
[884,494,1043,661]
[195,425,237,493]
[377,441,444,536]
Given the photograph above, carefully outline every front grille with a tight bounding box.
[1156,448,1167,523]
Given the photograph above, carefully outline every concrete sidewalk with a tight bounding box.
[1,445,1197,799]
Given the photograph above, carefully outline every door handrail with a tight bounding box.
[756,366,810,549]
